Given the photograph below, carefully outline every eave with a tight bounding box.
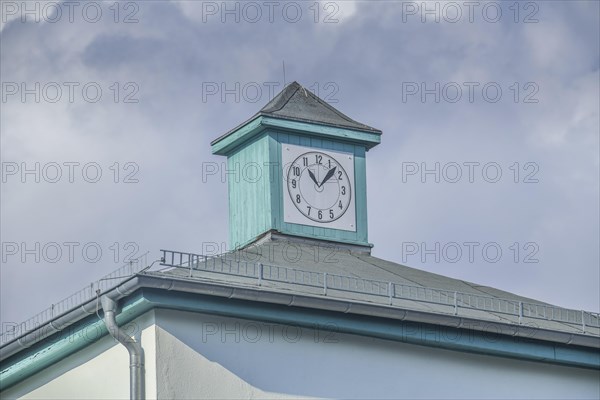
[2,273,599,391]
[211,115,382,156]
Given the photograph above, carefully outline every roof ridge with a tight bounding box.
[260,81,301,114]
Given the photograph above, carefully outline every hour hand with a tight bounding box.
[308,169,319,186]
[319,167,336,187]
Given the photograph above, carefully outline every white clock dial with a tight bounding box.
[287,151,351,223]
[282,144,356,231]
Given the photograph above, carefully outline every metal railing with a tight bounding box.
[0,252,149,345]
[3,247,596,346]
[160,249,600,334]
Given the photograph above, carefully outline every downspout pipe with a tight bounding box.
[101,296,145,400]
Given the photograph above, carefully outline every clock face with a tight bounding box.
[282,144,356,231]
[287,151,351,222]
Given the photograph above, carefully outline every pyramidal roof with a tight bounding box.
[212,81,381,145]
[259,81,381,133]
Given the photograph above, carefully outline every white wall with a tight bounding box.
[154,309,600,400]
[154,324,304,399]
[1,310,157,400]
[3,307,599,400]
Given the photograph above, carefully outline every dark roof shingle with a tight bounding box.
[258,81,381,133]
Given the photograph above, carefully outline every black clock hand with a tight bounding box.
[307,169,319,186]
[319,166,337,187]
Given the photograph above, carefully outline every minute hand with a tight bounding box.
[319,166,337,187]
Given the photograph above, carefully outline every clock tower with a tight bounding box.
[211,81,381,251]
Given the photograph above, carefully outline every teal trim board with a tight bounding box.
[211,116,381,156]
[2,288,597,391]
[261,117,381,149]
[139,289,600,370]
[211,116,264,156]
[0,293,152,391]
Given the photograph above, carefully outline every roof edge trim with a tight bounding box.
[211,116,382,156]
[2,274,598,391]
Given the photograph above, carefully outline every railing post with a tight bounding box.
[388,282,394,305]
[582,310,586,333]
[258,263,263,286]
[323,272,328,296]
[453,292,458,315]
[519,301,523,324]
[188,254,193,277]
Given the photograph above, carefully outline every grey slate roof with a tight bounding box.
[2,236,598,363]
[211,81,381,145]
[157,235,600,338]
[259,81,382,133]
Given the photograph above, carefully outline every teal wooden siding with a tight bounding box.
[227,134,272,249]
[222,125,372,249]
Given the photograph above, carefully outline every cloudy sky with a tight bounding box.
[1,0,598,333]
